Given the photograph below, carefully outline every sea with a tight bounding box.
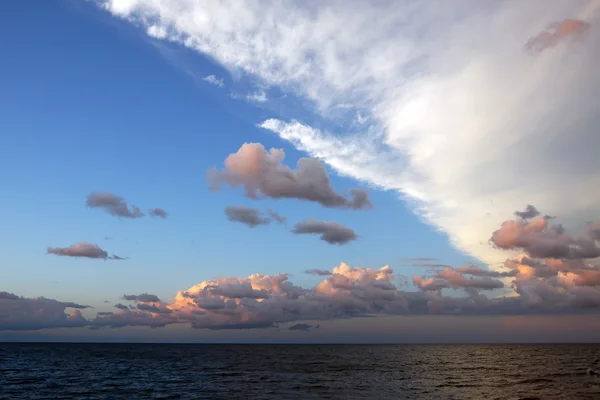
[1,343,599,399]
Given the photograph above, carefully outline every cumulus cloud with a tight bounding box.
[225,206,270,228]
[87,192,144,219]
[491,210,600,259]
[292,219,358,245]
[148,208,168,218]
[122,293,161,303]
[0,293,88,330]
[98,0,600,265]
[114,303,129,310]
[47,242,123,260]
[208,143,372,210]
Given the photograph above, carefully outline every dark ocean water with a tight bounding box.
[1,344,600,399]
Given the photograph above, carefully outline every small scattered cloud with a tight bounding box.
[137,303,173,314]
[225,206,270,228]
[86,192,144,219]
[514,205,541,220]
[292,219,358,245]
[97,311,114,316]
[202,74,224,87]
[122,293,161,303]
[148,208,168,219]
[305,269,332,276]
[208,143,372,210]
[114,303,129,310]
[47,242,119,260]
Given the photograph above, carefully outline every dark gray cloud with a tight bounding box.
[149,208,168,219]
[47,242,110,259]
[60,301,91,309]
[0,292,20,300]
[454,265,517,278]
[87,192,144,219]
[514,204,540,220]
[122,293,161,303]
[305,269,332,276]
[114,303,129,310]
[288,323,320,332]
[292,219,357,245]
[225,206,270,228]
[97,312,114,316]
[208,143,372,210]
[0,294,87,331]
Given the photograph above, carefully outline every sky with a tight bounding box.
[1,0,600,343]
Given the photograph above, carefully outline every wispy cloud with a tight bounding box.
[208,143,372,210]
[202,74,224,88]
[98,0,600,265]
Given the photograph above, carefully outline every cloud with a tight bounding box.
[208,143,372,210]
[292,219,358,245]
[87,192,144,219]
[137,303,173,314]
[47,242,120,260]
[97,312,114,316]
[224,206,270,228]
[267,209,286,224]
[515,205,541,220]
[203,74,224,87]
[305,269,332,276]
[148,208,168,218]
[122,293,161,302]
[246,90,268,103]
[0,293,88,330]
[491,209,600,259]
[98,0,600,265]
[288,323,319,332]
[525,18,590,53]
[5,211,600,331]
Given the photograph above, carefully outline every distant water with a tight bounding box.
[1,343,600,399]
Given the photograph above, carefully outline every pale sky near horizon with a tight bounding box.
[1,0,600,342]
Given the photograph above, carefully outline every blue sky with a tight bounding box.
[1,0,469,303]
[1,0,600,342]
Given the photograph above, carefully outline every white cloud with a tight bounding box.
[246,90,268,103]
[99,0,600,264]
[202,74,224,88]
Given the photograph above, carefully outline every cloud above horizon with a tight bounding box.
[97,0,600,265]
[224,206,271,228]
[47,242,124,260]
[87,192,144,219]
[292,219,358,245]
[208,143,372,210]
[149,208,168,218]
[5,208,600,331]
